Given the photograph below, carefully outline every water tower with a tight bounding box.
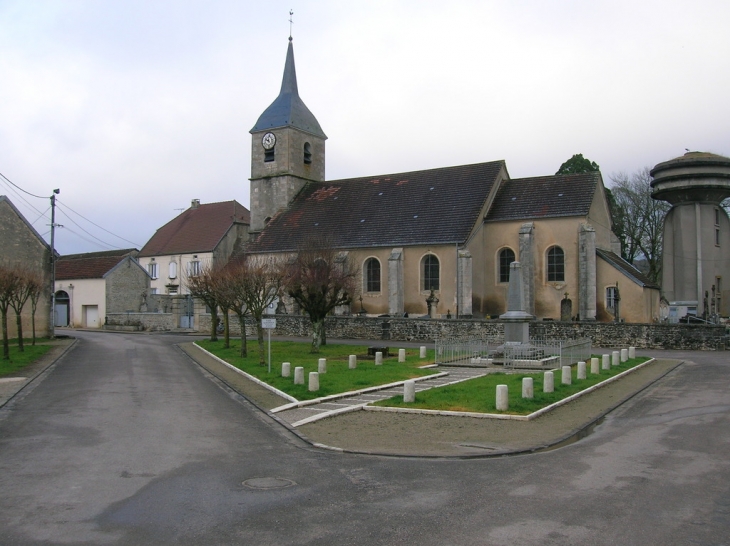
[651,152,730,320]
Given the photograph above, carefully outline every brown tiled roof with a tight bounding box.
[56,249,137,280]
[247,161,505,252]
[139,201,249,257]
[485,172,599,222]
[596,249,659,289]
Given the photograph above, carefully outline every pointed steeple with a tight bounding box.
[250,39,327,139]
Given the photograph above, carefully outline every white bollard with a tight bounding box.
[602,354,610,370]
[318,358,327,374]
[496,384,509,411]
[562,365,572,385]
[420,346,427,358]
[403,380,415,403]
[591,357,599,375]
[543,371,554,393]
[308,372,319,392]
[612,351,620,367]
[522,377,534,399]
[349,355,357,369]
[629,346,636,359]
[375,351,383,365]
[620,348,628,363]
[281,362,291,377]
[577,361,586,380]
[294,366,304,385]
[398,349,406,363]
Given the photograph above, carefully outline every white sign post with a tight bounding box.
[262,318,276,373]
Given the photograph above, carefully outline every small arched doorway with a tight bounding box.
[55,290,70,327]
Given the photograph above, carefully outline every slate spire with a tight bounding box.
[250,39,327,139]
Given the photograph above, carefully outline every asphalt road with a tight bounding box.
[0,331,728,545]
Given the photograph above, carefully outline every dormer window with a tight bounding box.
[303,142,312,164]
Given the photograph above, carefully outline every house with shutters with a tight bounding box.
[241,38,660,323]
[54,249,147,328]
[137,199,250,297]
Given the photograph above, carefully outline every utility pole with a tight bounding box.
[49,189,60,338]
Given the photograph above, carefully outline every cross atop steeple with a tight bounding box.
[289,9,294,41]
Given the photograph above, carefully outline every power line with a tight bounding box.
[0,171,46,199]
[55,206,125,250]
[56,199,141,247]
[0,176,46,217]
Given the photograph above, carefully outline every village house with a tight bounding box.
[54,249,148,328]
[0,195,53,338]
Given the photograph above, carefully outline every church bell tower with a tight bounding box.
[249,37,327,234]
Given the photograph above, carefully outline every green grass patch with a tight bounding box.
[374,356,651,415]
[0,341,53,377]
[196,339,439,401]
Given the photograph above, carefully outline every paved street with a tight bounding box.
[0,331,728,545]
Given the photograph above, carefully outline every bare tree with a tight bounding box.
[183,261,221,342]
[26,271,44,345]
[215,263,252,358]
[609,167,670,285]
[8,267,35,352]
[284,240,357,353]
[233,255,284,365]
[0,265,21,360]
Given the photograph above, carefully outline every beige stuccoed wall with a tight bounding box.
[595,260,660,323]
[138,252,213,296]
[56,278,105,328]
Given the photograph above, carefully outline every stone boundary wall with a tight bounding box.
[105,312,726,350]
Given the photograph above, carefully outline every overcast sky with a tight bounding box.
[2,0,728,255]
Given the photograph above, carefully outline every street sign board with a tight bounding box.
[261,318,277,329]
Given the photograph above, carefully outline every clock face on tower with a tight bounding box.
[262,132,276,150]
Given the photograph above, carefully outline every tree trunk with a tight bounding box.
[15,312,24,352]
[223,312,230,349]
[237,312,248,358]
[310,319,323,353]
[1,308,9,360]
[209,306,219,342]
[31,306,36,345]
[255,320,265,366]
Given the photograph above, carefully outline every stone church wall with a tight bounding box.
[106,312,726,350]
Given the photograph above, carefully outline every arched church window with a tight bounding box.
[422,254,440,291]
[498,248,515,283]
[364,258,381,293]
[547,246,564,282]
[303,142,312,164]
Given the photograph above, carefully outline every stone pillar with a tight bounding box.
[349,355,357,369]
[543,371,554,393]
[388,248,404,316]
[457,249,473,317]
[398,349,406,362]
[500,261,533,344]
[612,351,620,367]
[629,347,636,359]
[522,377,534,399]
[419,346,427,358]
[518,222,535,315]
[282,362,291,377]
[620,349,628,363]
[602,354,610,370]
[591,357,599,374]
[308,372,319,392]
[375,351,383,365]
[577,361,586,380]
[562,365,572,385]
[496,385,509,411]
[318,358,327,373]
[294,367,304,385]
[578,223,597,321]
[403,380,415,403]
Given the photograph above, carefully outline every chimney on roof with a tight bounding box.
[191,199,200,209]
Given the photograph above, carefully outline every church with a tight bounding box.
[244,38,660,323]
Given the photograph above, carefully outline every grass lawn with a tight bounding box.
[0,341,53,377]
[196,339,439,401]
[374,356,651,415]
